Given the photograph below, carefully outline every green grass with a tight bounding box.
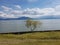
[1,31,60,39]
[0,31,60,45]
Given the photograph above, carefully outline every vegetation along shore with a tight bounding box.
[0,30,60,45]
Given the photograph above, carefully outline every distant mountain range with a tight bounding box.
[0,15,60,20]
[0,16,31,20]
[34,15,60,20]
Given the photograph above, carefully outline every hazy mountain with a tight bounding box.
[0,16,31,20]
[0,15,60,20]
[35,15,60,19]
[17,16,31,20]
[39,15,54,19]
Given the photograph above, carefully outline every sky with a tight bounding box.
[0,0,60,18]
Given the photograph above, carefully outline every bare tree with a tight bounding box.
[25,19,42,31]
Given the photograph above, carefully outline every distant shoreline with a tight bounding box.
[0,19,60,20]
[0,30,60,34]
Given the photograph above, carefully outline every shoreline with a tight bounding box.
[0,30,60,34]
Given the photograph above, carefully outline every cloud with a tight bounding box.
[1,5,60,18]
[4,14,18,18]
[23,8,55,15]
[11,10,23,15]
[41,8,55,15]
[0,11,6,17]
[0,11,17,18]
[14,5,21,9]
[52,0,60,5]
[1,6,12,11]
[53,5,60,15]
[55,5,60,11]
[27,0,38,2]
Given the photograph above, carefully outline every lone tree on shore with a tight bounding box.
[25,19,42,31]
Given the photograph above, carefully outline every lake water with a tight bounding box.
[0,19,60,33]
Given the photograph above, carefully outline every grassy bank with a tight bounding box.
[0,31,60,45]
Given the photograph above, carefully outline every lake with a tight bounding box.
[0,19,60,33]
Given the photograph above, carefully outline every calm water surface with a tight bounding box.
[0,19,60,33]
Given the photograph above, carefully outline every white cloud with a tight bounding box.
[41,8,55,15]
[0,11,6,17]
[1,6,12,11]
[52,5,60,15]
[4,14,18,18]
[53,0,60,5]
[27,0,38,2]
[55,5,60,11]
[23,8,55,15]
[0,11,5,15]
[0,11,17,18]
[54,12,60,15]
[15,5,21,9]
[11,10,22,14]
[1,5,60,18]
